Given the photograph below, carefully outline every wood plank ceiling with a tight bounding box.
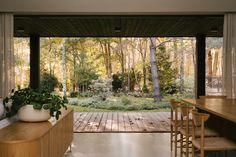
[14,15,224,37]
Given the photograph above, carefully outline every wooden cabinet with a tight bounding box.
[0,108,73,157]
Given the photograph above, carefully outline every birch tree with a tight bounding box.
[61,39,67,97]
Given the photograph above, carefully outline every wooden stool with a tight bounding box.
[179,107,219,157]
[179,105,193,157]
[192,112,236,157]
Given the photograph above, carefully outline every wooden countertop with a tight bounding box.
[0,108,72,144]
[182,98,236,123]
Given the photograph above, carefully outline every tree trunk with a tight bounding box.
[107,42,112,78]
[208,50,213,76]
[128,44,131,92]
[179,40,185,94]
[131,38,136,69]
[143,39,148,90]
[73,51,76,92]
[212,49,219,76]
[20,42,23,88]
[138,38,148,91]
[48,38,53,75]
[207,50,213,87]
[61,39,67,97]
[150,37,161,103]
[191,39,196,97]
[173,38,178,69]
[104,42,112,78]
[100,42,109,77]
[119,38,125,75]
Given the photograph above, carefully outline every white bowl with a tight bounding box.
[18,105,50,122]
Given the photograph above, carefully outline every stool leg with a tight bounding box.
[175,125,178,157]
[69,144,72,152]
[180,134,183,157]
[192,145,195,157]
[186,134,189,157]
[171,125,173,151]
[200,149,204,157]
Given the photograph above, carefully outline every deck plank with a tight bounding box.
[74,112,170,133]
[112,112,119,131]
[118,112,125,131]
[97,112,108,132]
[78,112,94,132]
[105,112,113,131]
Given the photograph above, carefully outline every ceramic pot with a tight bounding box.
[17,105,50,122]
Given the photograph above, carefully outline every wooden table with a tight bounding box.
[183,98,236,123]
[0,108,73,157]
[183,98,236,141]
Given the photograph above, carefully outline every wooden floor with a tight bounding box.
[73,112,171,133]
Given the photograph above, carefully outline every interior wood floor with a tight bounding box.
[64,133,236,157]
[73,112,170,133]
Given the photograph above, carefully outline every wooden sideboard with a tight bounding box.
[0,108,73,157]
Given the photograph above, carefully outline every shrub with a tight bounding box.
[78,92,93,98]
[142,85,149,93]
[125,105,140,111]
[70,91,78,98]
[68,98,79,106]
[112,74,123,92]
[140,103,158,110]
[40,73,58,92]
[121,96,131,106]
[107,104,125,110]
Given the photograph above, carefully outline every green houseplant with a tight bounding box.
[3,88,68,121]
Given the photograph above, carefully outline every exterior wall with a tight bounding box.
[0,0,236,14]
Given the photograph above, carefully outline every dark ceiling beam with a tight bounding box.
[14,15,224,37]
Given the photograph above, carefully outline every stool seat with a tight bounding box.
[192,137,236,151]
[179,127,219,137]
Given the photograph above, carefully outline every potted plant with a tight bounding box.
[3,88,68,122]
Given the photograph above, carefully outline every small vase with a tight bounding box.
[17,105,50,122]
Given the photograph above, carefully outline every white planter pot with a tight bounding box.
[18,105,50,122]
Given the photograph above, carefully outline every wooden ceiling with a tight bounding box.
[14,15,224,37]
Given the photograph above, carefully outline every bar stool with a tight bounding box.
[179,105,193,157]
[192,112,236,157]
[179,106,219,157]
[170,99,181,157]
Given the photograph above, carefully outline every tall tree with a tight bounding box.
[207,50,213,87]
[173,38,179,69]
[61,39,67,97]
[137,38,148,92]
[179,40,185,93]
[150,37,161,103]
[212,49,219,76]
[66,38,85,91]
[97,38,113,78]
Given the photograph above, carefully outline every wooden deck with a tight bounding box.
[73,112,171,133]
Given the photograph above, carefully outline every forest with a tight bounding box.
[14,37,223,111]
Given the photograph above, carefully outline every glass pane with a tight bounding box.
[205,37,223,95]
[14,38,30,89]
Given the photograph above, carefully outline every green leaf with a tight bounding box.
[33,103,42,110]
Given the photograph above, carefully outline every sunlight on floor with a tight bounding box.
[64,133,174,157]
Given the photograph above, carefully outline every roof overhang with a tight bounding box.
[14,15,224,37]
